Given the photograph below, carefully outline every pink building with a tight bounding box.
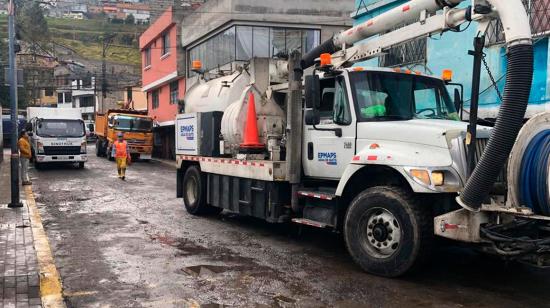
[140,7,185,159]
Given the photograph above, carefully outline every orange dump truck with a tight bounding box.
[95,109,153,161]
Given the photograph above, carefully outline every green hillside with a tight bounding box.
[0,15,145,66]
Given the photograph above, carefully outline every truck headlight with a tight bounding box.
[37,142,44,154]
[431,171,445,186]
[80,142,87,154]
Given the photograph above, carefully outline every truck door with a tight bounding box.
[303,75,356,179]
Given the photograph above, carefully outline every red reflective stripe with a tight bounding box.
[444,223,459,230]
[367,156,378,161]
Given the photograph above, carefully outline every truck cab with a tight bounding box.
[27,107,87,169]
[95,110,153,161]
[303,68,487,194]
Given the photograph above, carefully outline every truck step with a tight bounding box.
[297,190,336,201]
[291,218,331,228]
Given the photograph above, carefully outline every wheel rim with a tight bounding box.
[363,208,402,258]
[185,176,198,205]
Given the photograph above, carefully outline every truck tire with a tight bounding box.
[182,166,221,215]
[95,140,102,157]
[78,162,85,169]
[344,186,433,277]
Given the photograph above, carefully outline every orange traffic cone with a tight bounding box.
[240,91,264,153]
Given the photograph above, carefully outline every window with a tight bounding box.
[45,88,54,97]
[170,81,179,105]
[253,27,270,57]
[236,26,253,60]
[271,28,286,57]
[318,78,336,119]
[380,37,427,67]
[333,78,352,125]
[349,71,458,121]
[80,96,95,108]
[152,89,159,109]
[65,93,72,103]
[144,47,151,67]
[487,0,550,45]
[162,32,170,56]
[189,26,321,76]
[58,93,64,104]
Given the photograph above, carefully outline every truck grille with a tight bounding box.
[43,146,81,156]
[127,139,146,145]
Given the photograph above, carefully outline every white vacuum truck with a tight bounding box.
[27,107,87,169]
[176,0,548,277]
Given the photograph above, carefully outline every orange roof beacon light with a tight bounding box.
[192,60,203,72]
[442,69,453,82]
[319,53,332,67]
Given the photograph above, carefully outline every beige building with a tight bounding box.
[124,86,148,111]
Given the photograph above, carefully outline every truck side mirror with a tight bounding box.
[88,124,94,132]
[25,123,32,132]
[454,88,462,112]
[305,109,320,126]
[305,75,320,109]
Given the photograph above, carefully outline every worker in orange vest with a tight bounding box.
[112,132,131,180]
[18,131,32,185]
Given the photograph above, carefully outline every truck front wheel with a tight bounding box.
[344,186,433,277]
[182,166,221,215]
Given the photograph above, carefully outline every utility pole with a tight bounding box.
[8,0,22,208]
[101,33,116,113]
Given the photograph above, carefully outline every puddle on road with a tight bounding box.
[181,265,230,277]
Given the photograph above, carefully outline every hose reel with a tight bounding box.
[508,113,550,215]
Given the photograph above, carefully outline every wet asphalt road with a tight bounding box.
[30,145,550,308]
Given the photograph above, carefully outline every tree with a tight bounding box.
[125,14,135,25]
[16,1,51,52]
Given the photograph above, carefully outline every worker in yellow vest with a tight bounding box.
[112,132,131,180]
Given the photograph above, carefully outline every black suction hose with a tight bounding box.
[459,44,534,211]
[301,38,339,69]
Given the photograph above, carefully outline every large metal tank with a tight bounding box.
[184,59,286,153]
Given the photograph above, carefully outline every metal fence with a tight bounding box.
[379,37,427,67]
[486,0,550,45]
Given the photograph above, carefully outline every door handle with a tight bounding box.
[308,142,314,160]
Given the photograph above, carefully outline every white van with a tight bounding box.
[27,108,87,169]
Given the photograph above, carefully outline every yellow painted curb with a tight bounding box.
[25,185,66,308]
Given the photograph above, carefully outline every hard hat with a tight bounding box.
[117,132,124,137]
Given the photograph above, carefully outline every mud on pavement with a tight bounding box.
[30,152,550,307]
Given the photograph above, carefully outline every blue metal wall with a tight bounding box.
[353,0,550,118]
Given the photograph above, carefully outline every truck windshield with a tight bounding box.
[349,71,459,121]
[37,120,85,138]
[114,115,153,132]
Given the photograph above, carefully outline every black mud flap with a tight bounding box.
[176,167,183,198]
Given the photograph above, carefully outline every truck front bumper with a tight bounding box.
[36,154,88,163]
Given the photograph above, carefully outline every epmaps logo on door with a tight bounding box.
[180,125,195,141]
[318,152,337,165]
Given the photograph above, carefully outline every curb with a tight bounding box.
[25,185,66,308]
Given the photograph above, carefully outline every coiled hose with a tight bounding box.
[459,44,534,211]
[519,130,550,215]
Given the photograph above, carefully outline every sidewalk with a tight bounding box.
[0,151,42,308]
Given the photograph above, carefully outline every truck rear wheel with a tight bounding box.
[344,186,433,277]
[95,140,102,157]
[182,166,221,215]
